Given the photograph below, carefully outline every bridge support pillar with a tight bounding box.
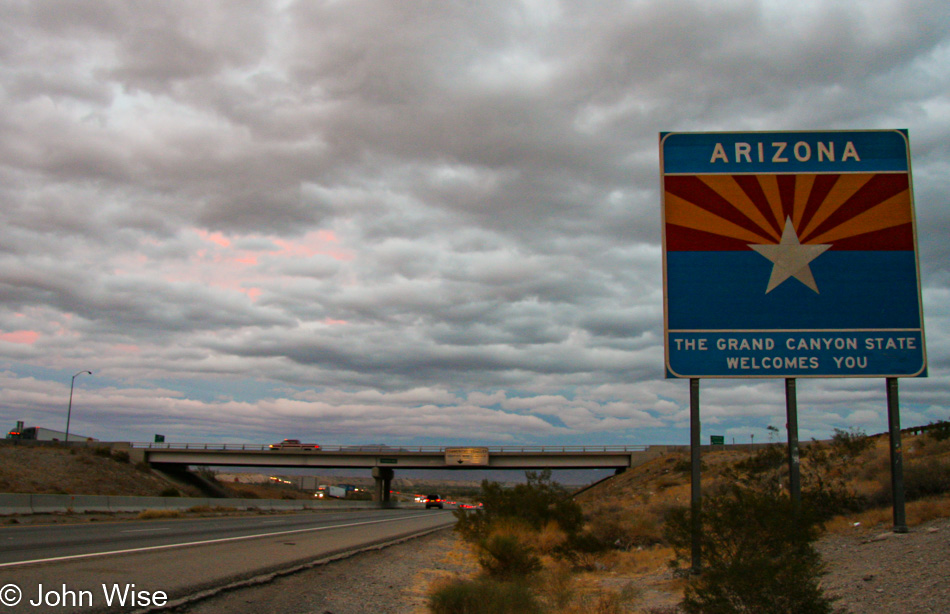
[372,467,395,507]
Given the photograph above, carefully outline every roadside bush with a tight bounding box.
[560,585,641,614]
[830,427,875,458]
[159,487,180,497]
[428,577,543,614]
[927,420,950,442]
[734,444,784,475]
[455,469,584,544]
[665,485,837,614]
[93,446,113,458]
[902,459,950,501]
[478,529,543,579]
[582,503,662,550]
[194,468,219,482]
[672,457,706,473]
[801,442,868,520]
[111,450,130,463]
[554,530,609,571]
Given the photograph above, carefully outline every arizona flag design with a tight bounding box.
[660,131,926,378]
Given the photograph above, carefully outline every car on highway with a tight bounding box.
[424,494,444,509]
[268,439,321,450]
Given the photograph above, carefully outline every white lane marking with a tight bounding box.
[0,512,449,569]
[120,528,172,533]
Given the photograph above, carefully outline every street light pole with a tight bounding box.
[66,370,92,443]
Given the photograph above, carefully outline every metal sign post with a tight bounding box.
[785,378,801,510]
[886,378,908,532]
[690,378,701,573]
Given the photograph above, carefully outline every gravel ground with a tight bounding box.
[817,517,950,614]
[167,517,950,614]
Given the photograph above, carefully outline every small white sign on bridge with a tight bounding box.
[445,447,489,466]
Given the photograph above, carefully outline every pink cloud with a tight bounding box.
[1,330,40,344]
[196,229,231,248]
[272,230,352,261]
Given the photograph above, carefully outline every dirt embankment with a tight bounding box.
[0,442,181,496]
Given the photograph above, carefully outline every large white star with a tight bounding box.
[748,217,831,294]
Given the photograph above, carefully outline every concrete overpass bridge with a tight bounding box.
[129,443,666,504]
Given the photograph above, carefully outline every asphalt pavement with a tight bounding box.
[0,509,455,613]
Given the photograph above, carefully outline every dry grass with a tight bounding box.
[415,431,950,613]
[221,481,316,500]
[825,494,950,533]
[566,431,950,613]
[610,546,677,576]
[408,532,480,614]
[136,509,181,520]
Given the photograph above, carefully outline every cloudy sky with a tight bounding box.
[1,0,948,448]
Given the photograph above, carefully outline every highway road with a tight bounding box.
[0,509,455,613]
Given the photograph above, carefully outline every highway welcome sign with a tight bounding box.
[660,130,926,378]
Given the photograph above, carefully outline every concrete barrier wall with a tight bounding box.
[0,493,385,516]
[0,493,32,515]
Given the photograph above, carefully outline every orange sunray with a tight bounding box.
[792,174,817,230]
[756,175,786,230]
[809,191,912,244]
[697,176,781,241]
[800,174,874,239]
[665,193,776,243]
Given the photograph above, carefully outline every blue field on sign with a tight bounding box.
[666,251,922,331]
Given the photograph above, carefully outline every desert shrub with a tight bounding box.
[902,459,950,501]
[533,520,569,554]
[665,486,836,614]
[561,585,642,614]
[428,577,543,614]
[927,420,950,442]
[111,450,130,463]
[734,444,785,474]
[159,487,181,497]
[802,479,867,520]
[194,468,219,482]
[800,442,868,520]
[478,530,543,578]
[554,530,610,570]
[830,427,874,458]
[536,562,576,609]
[455,470,583,543]
[672,457,706,473]
[583,504,662,550]
[93,446,113,458]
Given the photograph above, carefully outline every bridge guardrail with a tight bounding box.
[129,443,650,453]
